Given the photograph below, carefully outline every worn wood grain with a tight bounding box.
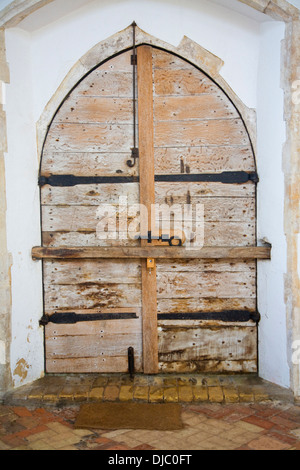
[157,271,256,299]
[138,45,159,374]
[43,259,141,284]
[155,197,255,222]
[46,356,142,374]
[55,96,133,124]
[46,330,142,358]
[33,245,270,260]
[74,71,133,98]
[41,183,139,206]
[42,231,140,247]
[42,206,137,232]
[152,49,193,70]
[156,259,256,273]
[154,95,239,121]
[155,119,249,147]
[41,152,138,177]
[158,325,257,361]
[41,201,255,232]
[41,222,255,247]
[158,359,257,374]
[157,297,256,314]
[44,282,142,310]
[154,68,219,96]
[45,122,133,153]
[154,147,255,174]
[155,181,255,199]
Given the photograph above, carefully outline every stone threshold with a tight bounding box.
[1,374,295,407]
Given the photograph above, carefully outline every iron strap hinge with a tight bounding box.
[40,312,138,326]
[157,311,261,323]
[38,171,259,187]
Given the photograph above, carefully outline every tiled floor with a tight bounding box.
[1,402,300,450]
[1,374,300,450]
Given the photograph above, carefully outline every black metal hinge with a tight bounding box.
[40,312,138,326]
[38,174,138,187]
[155,172,259,184]
[38,171,259,187]
[157,311,261,323]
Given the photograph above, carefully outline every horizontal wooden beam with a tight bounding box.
[32,245,271,261]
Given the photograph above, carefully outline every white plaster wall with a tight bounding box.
[3,0,288,389]
[23,0,261,121]
[4,28,44,387]
[256,21,290,388]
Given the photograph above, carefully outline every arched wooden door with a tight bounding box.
[37,45,266,375]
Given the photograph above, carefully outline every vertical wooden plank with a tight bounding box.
[137,46,159,374]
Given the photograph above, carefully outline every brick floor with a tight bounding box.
[0,374,299,450]
[0,402,300,450]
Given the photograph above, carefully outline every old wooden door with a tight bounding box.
[38,45,262,375]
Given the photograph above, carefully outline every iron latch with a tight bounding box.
[127,147,139,168]
[136,231,183,247]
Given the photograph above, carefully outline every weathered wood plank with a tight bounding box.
[154,95,239,121]
[46,356,142,374]
[74,70,133,97]
[158,319,255,328]
[42,206,137,232]
[43,259,141,284]
[155,181,256,198]
[55,97,133,124]
[152,49,193,70]
[44,123,133,153]
[33,245,270,260]
[41,183,139,206]
[158,325,257,361]
[155,197,255,222]
[155,119,249,147]
[46,332,142,358]
[138,45,159,375]
[158,360,257,374]
[156,259,256,273]
[100,51,133,72]
[41,200,255,232]
[44,283,142,310]
[154,68,219,96]
[41,221,256,248]
[42,231,140,247]
[157,271,256,299]
[41,152,138,177]
[157,297,257,314]
[42,223,255,248]
[45,312,142,336]
[154,147,255,174]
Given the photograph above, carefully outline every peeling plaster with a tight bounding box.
[13,358,30,384]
